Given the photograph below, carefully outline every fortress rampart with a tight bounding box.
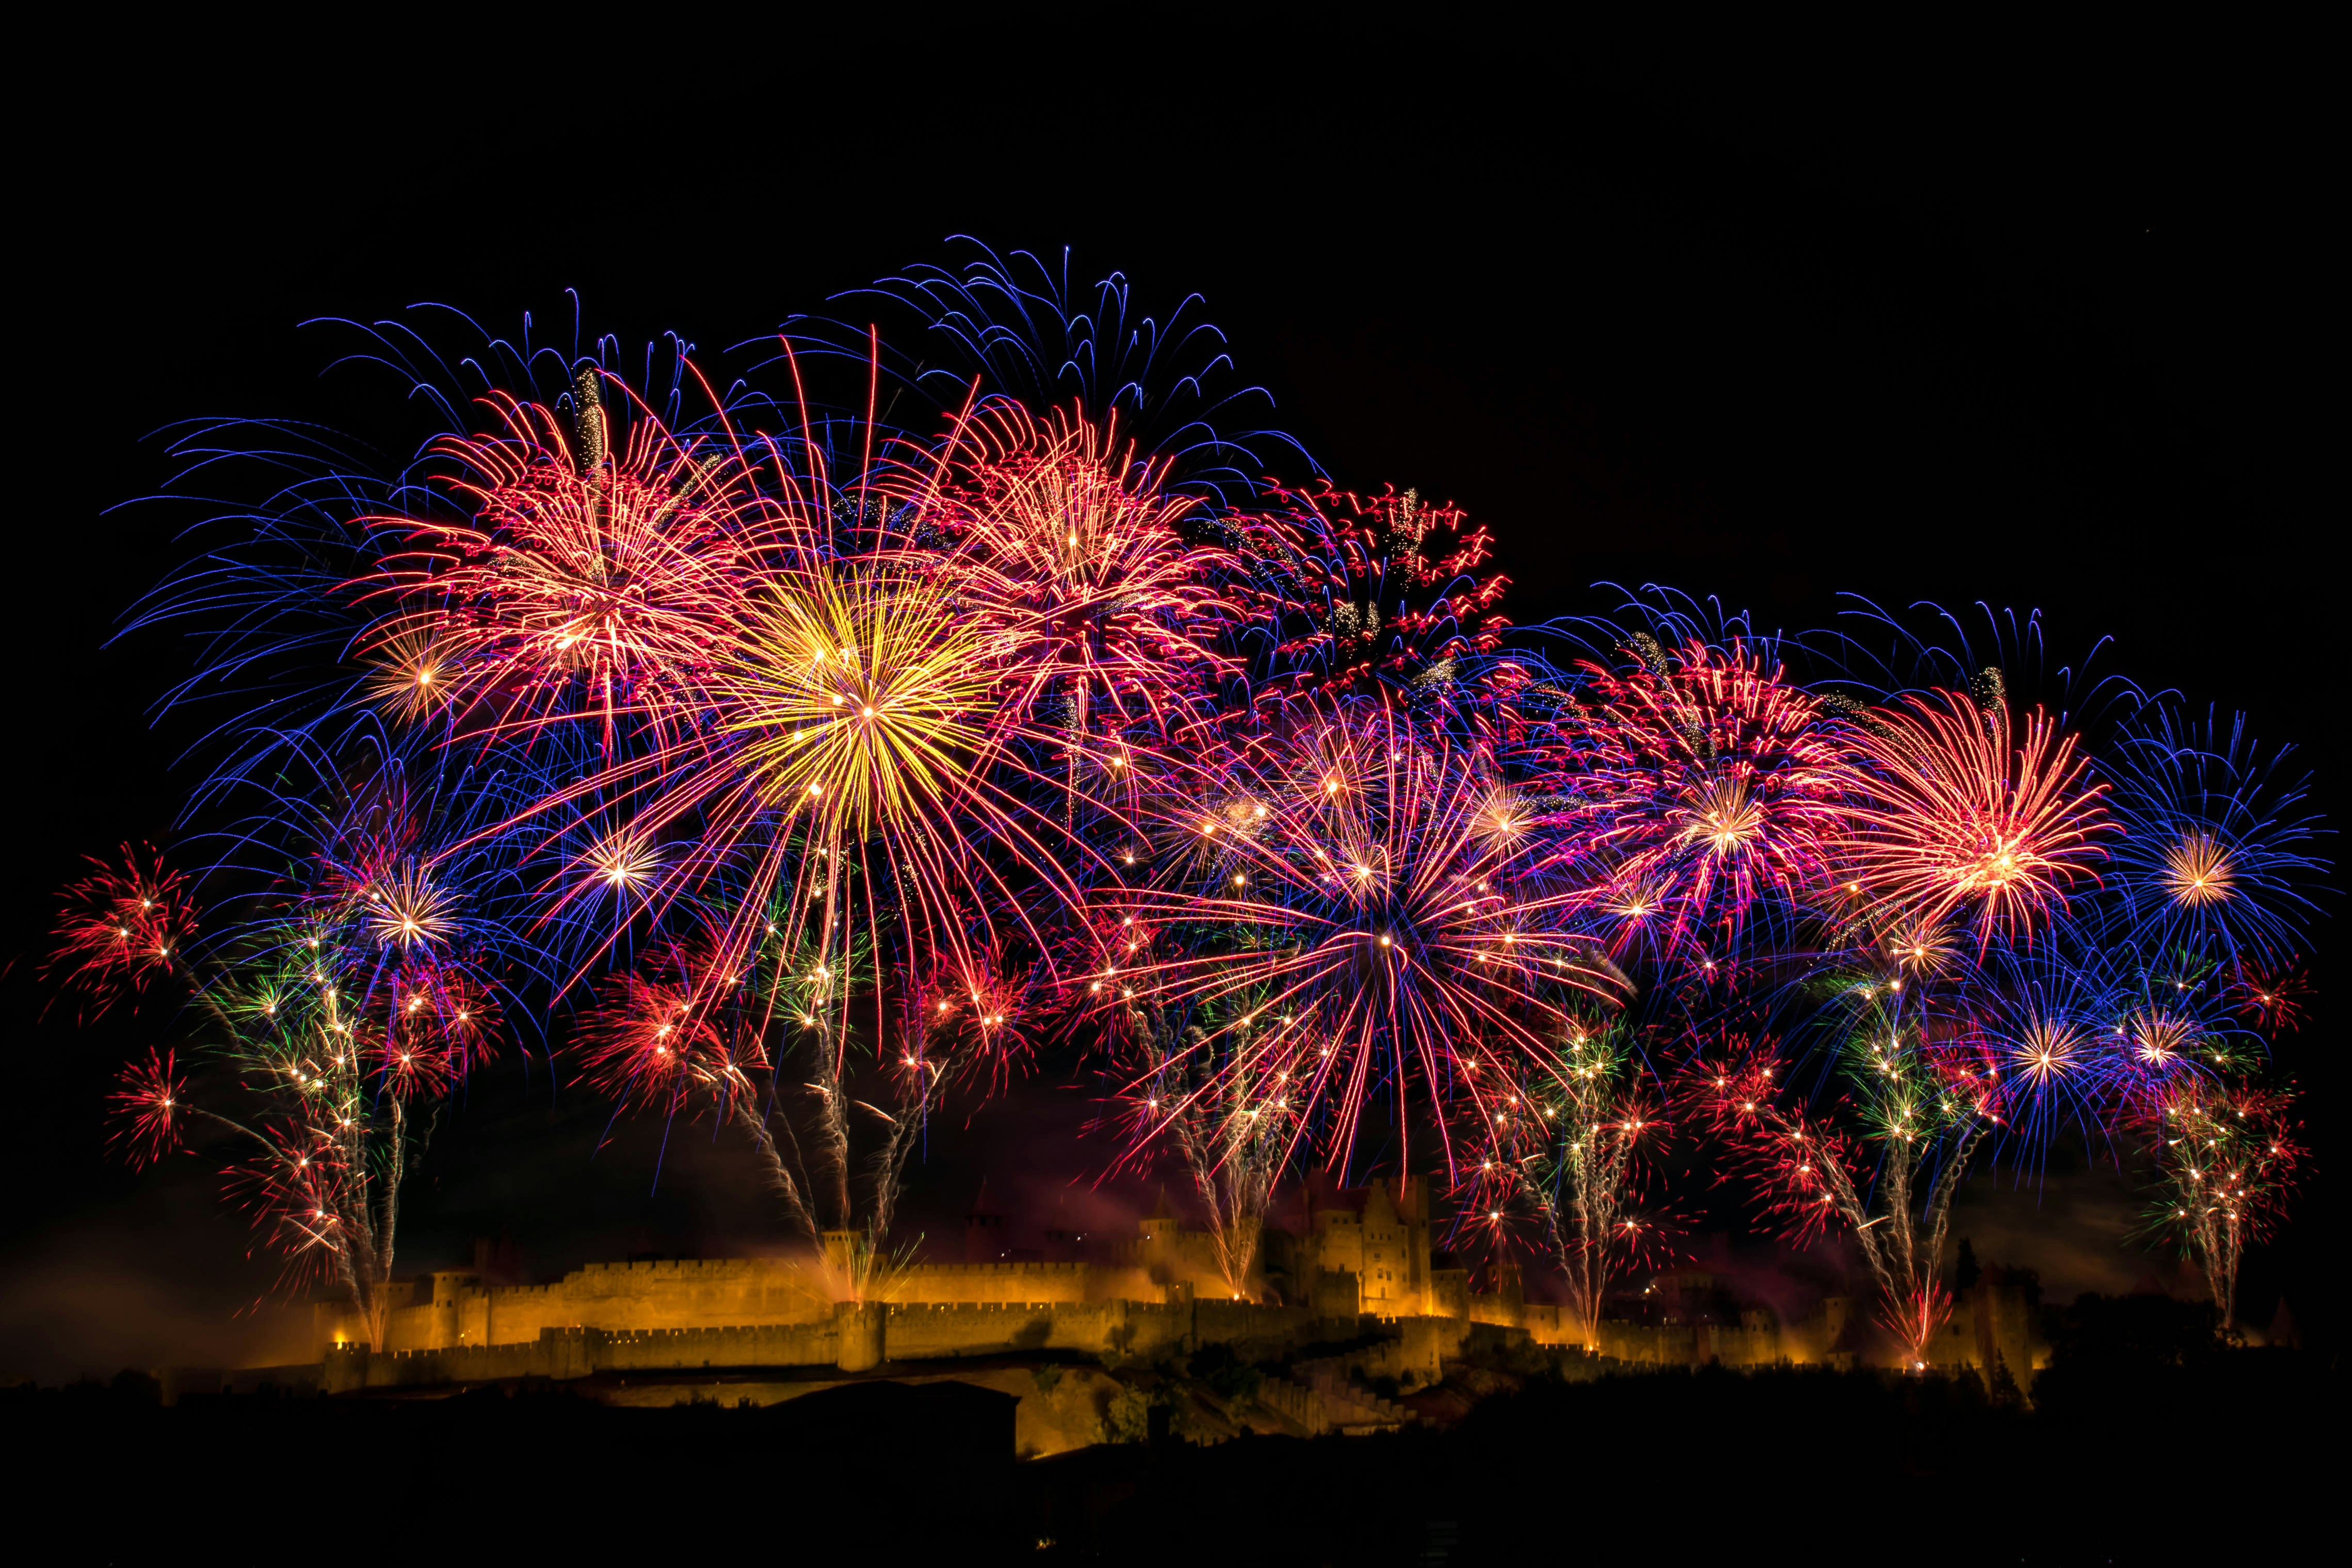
[310,1186,2045,1389]
[321,1297,1343,1394]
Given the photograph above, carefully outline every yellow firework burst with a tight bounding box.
[2009,1017,2084,1086]
[1679,775,1767,856]
[361,861,457,951]
[718,567,1000,836]
[363,629,454,720]
[2162,831,2236,906]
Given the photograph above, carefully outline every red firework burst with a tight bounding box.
[47,844,198,1018]
[370,1033,452,1099]
[911,404,1241,741]
[361,368,768,736]
[227,1123,355,1286]
[1684,1041,1860,1244]
[908,947,1039,1091]
[576,960,752,1114]
[1843,691,2107,941]
[2224,962,2310,1034]
[109,1048,188,1167]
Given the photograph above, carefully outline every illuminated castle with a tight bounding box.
[312,1178,2041,1401]
[313,1175,1554,1379]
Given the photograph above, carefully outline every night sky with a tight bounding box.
[5,23,2332,1381]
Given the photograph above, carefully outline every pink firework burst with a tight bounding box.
[1842,690,2107,942]
[1084,691,1627,1174]
[361,367,769,738]
[1562,639,1862,960]
[911,403,1242,743]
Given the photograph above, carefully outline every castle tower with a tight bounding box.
[1360,1179,1403,1311]
[1137,1187,1181,1280]
[821,1227,862,1282]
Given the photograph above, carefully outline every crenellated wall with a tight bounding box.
[314,1256,1203,1359]
[309,1217,2045,1388]
[319,1297,1344,1392]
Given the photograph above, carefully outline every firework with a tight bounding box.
[108,1049,187,1168]
[70,273,2326,1367]
[1113,995,1302,1299]
[834,239,1309,498]
[360,369,770,741]
[1559,637,1861,964]
[574,929,1022,1300]
[558,545,1086,1006]
[2137,1078,2301,1325]
[1263,482,1515,715]
[1463,1019,1677,1347]
[46,845,197,1018]
[914,405,1240,737]
[84,907,502,1347]
[2101,706,2329,967]
[2224,962,2309,1034]
[1085,690,1627,1175]
[1842,689,2108,943]
[1688,1005,2009,1369]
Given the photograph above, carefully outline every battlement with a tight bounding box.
[887,1299,1111,1312]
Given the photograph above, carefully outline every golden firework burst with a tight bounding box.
[1680,775,1767,856]
[2162,831,2236,907]
[2010,1017,2084,1086]
[719,566,999,834]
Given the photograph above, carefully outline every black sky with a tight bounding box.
[4,21,2335,1380]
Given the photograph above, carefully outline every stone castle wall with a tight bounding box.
[310,1204,2047,1387]
[318,1256,1182,1359]
[321,1297,1341,1393]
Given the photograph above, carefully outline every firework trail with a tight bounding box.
[576,929,1036,1299]
[1460,1017,1678,1347]
[1110,995,1302,1300]
[2135,1077,2302,1326]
